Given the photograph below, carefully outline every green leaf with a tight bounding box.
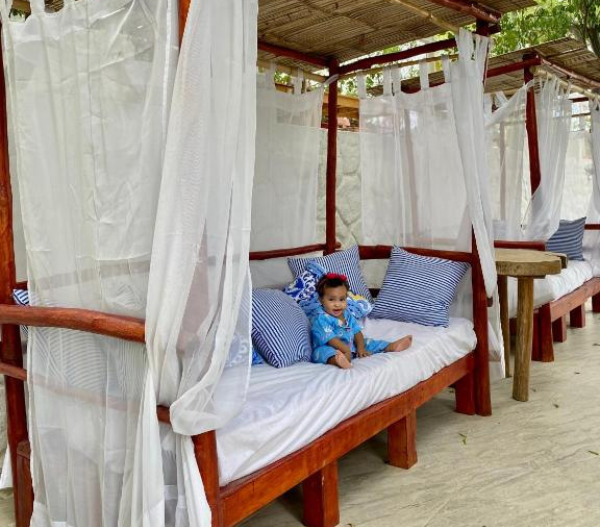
[588,450,599,456]
[459,433,467,445]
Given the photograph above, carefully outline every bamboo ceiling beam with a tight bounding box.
[339,37,457,76]
[258,41,329,69]
[257,59,328,83]
[339,52,459,81]
[539,57,600,90]
[390,0,460,34]
[486,57,542,79]
[423,0,501,24]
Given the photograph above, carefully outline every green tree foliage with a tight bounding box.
[493,0,600,57]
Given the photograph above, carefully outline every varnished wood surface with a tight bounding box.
[219,354,475,527]
[498,275,510,377]
[495,249,562,278]
[0,305,145,343]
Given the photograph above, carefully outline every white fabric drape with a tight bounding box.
[584,101,600,272]
[525,78,572,240]
[250,72,323,287]
[360,29,502,375]
[561,128,593,220]
[1,0,178,525]
[485,85,530,240]
[144,0,257,525]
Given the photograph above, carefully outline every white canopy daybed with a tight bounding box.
[0,0,532,526]
[484,46,600,362]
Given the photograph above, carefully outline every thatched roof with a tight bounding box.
[485,38,600,94]
[258,0,535,69]
[395,37,600,94]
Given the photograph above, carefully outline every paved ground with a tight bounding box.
[2,304,600,527]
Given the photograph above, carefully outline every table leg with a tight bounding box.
[513,277,534,402]
[498,275,510,378]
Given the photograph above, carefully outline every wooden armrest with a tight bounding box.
[494,240,546,251]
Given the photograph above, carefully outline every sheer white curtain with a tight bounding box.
[485,85,530,240]
[525,78,572,240]
[250,71,323,287]
[561,127,593,220]
[584,101,600,272]
[144,0,257,525]
[1,0,178,525]
[360,29,502,376]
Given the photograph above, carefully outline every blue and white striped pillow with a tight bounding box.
[252,289,312,368]
[13,289,29,337]
[287,246,372,303]
[371,247,469,327]
[546,218,586,261]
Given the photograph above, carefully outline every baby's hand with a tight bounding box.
[357,347,371,358]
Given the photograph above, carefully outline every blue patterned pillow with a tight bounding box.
[371,247,469,327]
[546,218,586,261]
[252,289,312,368]
[13,289,29,337]
[283,261,373,319]
[287,246,373,303]
[251,347,264,365]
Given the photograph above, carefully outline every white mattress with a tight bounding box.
[508,260,594,317]
[216,317,476,485]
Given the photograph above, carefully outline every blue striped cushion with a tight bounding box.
[371,247,469,327]
[13,289,29,337]
[252,289,312,368]
[13,289,29,306]
[287,246,373,302]
[546,218,586,261]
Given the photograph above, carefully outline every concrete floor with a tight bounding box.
[2,305,600,527]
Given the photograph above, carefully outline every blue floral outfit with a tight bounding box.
[311,307,390,364]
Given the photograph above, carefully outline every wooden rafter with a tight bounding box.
[424,0,501,23]
[390,0,460,34]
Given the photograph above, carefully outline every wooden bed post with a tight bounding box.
[193,432,222,527]
[471,232,491,416]
[524,54,541,195]
[325,60,338,255]
[0,33,30,527]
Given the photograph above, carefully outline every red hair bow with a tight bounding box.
[325,272,347,282]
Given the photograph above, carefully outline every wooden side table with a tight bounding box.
[495,249,562,402]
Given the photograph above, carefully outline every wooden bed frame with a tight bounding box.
[0,2,497,526]
[495,238,600,363]
[3,242,491,527]
[488,58,600,363]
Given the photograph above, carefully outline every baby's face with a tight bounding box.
[320,285,348,318]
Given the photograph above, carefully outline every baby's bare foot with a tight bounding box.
[329,350,352,369]
[386,335,413,353]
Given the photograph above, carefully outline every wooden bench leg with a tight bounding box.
[16,443,33,527]
[569,304,586,328]
[531,311,540,361]
[535,304,554,362]
[593,292,600,313]
[302,462,340,527]
[454,372,475,415]
[387,410,417,469]
[552,316,567,343]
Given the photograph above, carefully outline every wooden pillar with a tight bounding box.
[524,54,542,195]
[192,432,222,527]
[0,33,29,527]
[388,410,418,469]
[471,232,491,416]
[325,61,338,255]
[302,462,340,527]
[178,0,191,43]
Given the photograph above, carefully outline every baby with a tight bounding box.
[311,273,413,369]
